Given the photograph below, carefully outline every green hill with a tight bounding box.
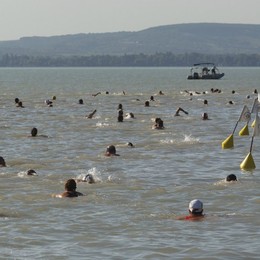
[1,23,260,56]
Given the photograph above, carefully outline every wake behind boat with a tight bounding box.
[187,63,224,80]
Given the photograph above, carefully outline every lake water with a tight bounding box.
[0,67,259,259]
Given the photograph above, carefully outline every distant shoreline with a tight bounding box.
[0,52,260,67]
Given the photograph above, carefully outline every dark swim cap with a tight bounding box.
[106,145,116,155]
[226,174,237,182]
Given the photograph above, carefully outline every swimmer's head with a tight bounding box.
[65,179,77,191]
[226,174,237,182]
[27,169,37,176]
[126,112,134,119]
[145,101,150,107]
[31,127,38,137]
[189,199,203,215]
[78,99,84,104]
[0,156,6,167]
[82,174,95,184]
[127,142,134,147]
[202,113,209,120]
[15,98,20,104]
[106,145,116,155]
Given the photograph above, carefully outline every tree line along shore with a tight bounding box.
[1,52,260,67]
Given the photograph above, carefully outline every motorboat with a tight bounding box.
[187,63,224,80]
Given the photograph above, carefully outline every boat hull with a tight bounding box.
[187,73,224,80]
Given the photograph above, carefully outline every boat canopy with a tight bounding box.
[193,63,215,67]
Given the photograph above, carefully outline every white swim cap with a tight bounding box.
[189,199,203,213]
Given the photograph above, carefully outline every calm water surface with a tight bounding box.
[0,67,259,259]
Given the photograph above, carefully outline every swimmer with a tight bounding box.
[57,179,83,198]
[127,142,134,147]
[118,104,123,110]
[125,112,134,119]
[78,99,84,104]
[202,112,209,120]
[158,90,164,95]
[105,145,120,156]
[150,96,155,101]
[45,99,53,107]
[204,99,208,105]
[226,174,237,182]
[15,97,20,104]
[29,127,48,138]
[17,101,24,108]
[92,92,101,97]
[0,156,6,167]
[228,101,234,105]
[86,109,97,119]
[177,199,205,221]
[26,169,38,176]
[30,127,38,137]
[174,107,188,116]
[153,118,164,129]
[118,109,124,122]
[77,174,95,184]
[145,101,150,107]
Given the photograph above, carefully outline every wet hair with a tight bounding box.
[15,98,20,104]
[204,99,208,105]
[145,101,150,107]
[118,104,123,110]
[158,119,164,128]
[0,156,6,167]
[155,118,161,123]
[65,179,77,191]
[78,99,84,104]
[31,127,38,137]
[226,174,237,182]
[150,96,154,101]
[106,145,116,155]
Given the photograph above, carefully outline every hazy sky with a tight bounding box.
[1,0,259,41]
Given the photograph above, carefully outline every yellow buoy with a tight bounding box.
[239,124,249,136]
[240,152,256,170]
[222,134,234,149]
[251,119,256,127]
